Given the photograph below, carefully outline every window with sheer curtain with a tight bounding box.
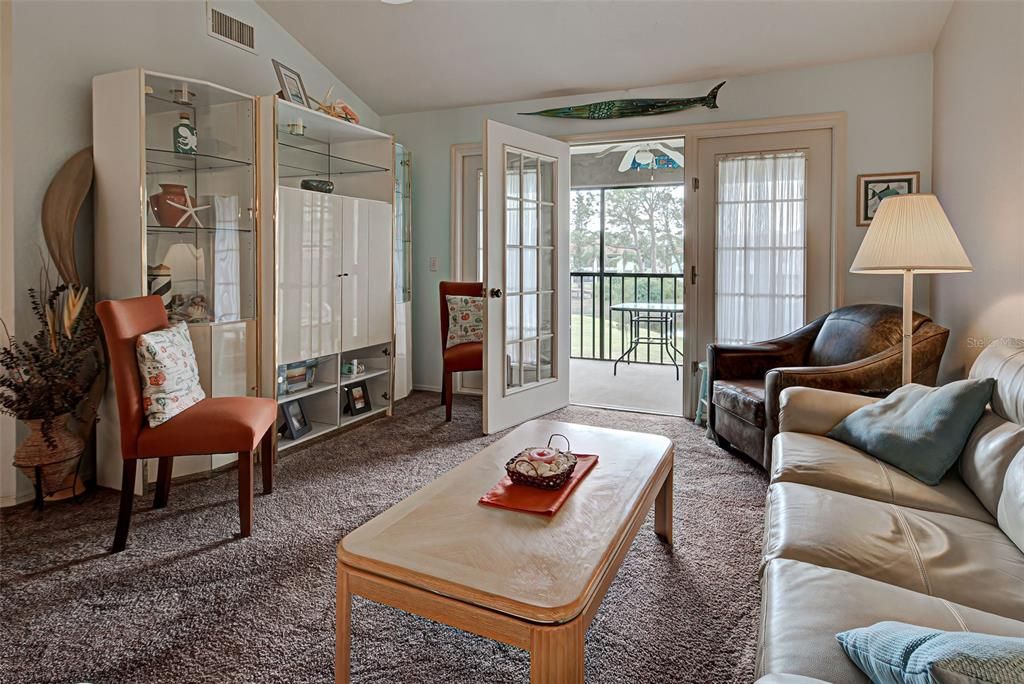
[715,151,807,345]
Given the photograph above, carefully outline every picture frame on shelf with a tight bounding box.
[272,59,310,108]
[344,381,372,416]
[277,359,318,397]
[281,399,312,440]
[857,171,920,226]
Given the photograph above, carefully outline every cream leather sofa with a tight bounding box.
[754,340,1024,683]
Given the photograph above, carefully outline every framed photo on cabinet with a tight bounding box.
[344,381,372,416]
[281,399,312,440]
[272,59,309,108]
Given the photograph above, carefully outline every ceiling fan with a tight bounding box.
[596,142,684,172]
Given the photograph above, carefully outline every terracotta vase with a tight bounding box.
[149,183,195,228]
[13,415,85,495]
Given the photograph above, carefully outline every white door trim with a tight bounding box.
[0,1,24,507]
[558,112,846,419]
[448,143,483,396]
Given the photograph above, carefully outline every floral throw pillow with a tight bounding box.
[446,295,485,348]
[136,321,206,427]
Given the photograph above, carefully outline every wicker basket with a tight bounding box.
[504,434,577,489]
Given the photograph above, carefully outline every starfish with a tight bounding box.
[166,194,211,228]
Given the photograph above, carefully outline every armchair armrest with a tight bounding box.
[778,387,877,435]
[707,315,826,381]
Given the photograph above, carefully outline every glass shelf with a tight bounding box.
[276,141,389,177]
[147,225,253,234]
[146,148,253,174]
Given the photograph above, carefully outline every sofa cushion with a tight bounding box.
[1000,449,1024,556]
[826,378,995,485]
[763,482,1024,621]
[771,432,994,523]
[758,559,1024,683]
[959,410,1024,518]
[713,379,766,428]
[836,621,1024,684]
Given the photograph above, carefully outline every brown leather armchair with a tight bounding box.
[707,304,949,470]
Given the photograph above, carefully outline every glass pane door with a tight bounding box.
[504,148,556,392]
[714,151,807,345]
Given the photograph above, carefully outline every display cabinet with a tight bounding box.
[93,69,259,492]
[258,97,396,451]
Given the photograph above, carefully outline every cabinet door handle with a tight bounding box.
[338,273,349,278]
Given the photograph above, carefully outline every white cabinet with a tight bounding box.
[367,200,394,347]
[341,197,393,352]
[278,187,343,365]
[341,197,369,351]
[258,96,397,449]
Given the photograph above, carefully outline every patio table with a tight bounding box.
[610,302,685,380]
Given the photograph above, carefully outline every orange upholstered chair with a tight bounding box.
[96,296,277,552]
[439,281,484,422]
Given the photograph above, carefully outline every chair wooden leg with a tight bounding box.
[444,371,454,422]
[440,365,447,405]
[260,427,275,495]
[112,460,138,553]
[153,457,172,509]
[238,450,253,537]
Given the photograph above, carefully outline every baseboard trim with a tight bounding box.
[569,400,683,419]
[0,491,36,508]
[413,383,441,392]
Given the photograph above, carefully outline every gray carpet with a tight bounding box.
[0,392,768,683]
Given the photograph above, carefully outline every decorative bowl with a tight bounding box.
[504,434,577,489]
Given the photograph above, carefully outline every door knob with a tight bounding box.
[489,288,503,298]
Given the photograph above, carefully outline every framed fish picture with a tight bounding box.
[857,171,920,226]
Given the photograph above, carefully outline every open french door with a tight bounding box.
[482,120,570,434]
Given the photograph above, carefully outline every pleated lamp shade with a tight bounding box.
[851,194,973,274]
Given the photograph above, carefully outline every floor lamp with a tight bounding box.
[850,193,972,385]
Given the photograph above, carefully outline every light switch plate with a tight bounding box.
[429,256,439,272]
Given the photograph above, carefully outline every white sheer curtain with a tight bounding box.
[715,151,807,345]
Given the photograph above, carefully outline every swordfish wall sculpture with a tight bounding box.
[520,81,726,120]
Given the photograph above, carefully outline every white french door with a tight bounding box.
[693,129,833,371]
[483,120,570,434]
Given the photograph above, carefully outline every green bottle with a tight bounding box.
[172,112,198,155]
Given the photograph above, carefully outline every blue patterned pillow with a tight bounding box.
[837,621,1024,684]
[827,378,994,485]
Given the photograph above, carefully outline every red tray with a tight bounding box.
[478,454,598,516]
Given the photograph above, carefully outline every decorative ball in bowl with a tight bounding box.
[504,434,577,489]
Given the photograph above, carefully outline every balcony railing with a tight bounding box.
[570,271,685,364]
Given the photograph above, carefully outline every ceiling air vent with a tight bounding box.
[207,4,256,53]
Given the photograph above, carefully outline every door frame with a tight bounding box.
[449,143,483,396]
[0,0,22,507]
[561,112,846,419]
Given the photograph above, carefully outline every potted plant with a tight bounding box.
[0,276,101,503]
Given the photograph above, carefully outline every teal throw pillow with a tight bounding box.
[837,621,1024,684]
[827,378,994,485]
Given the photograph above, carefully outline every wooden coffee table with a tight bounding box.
[336,419,674,683]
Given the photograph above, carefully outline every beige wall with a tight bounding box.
[931,0,1024,380]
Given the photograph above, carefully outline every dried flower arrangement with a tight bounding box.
[0,271,102,449]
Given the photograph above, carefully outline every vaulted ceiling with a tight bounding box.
[260,0,953,116]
